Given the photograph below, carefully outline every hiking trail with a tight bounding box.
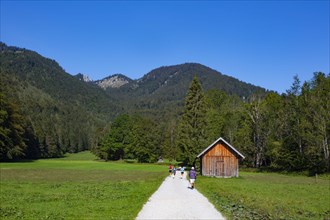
[136,171,225,219]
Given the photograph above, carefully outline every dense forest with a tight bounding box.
[0,43,120,159]
[94,73,330,174]
[1,42,329,174]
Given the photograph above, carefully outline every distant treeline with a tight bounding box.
[1,71,329,174]
[0,43,329,174]
[93,73,329,174]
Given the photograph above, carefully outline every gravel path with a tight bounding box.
[136,172,225,220]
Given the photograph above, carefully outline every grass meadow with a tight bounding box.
[198,171,330,219]
[1,152,329,219]
[0,151,167,219]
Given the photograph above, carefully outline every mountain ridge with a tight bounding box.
[0,42,268,151]
[0,42,267,114]
[0,41,267,159]
[94,74,133,89]
[81,62,266,97]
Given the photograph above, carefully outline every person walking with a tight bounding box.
[189,167,197,189]
[180,166,185,179]
[169,164,173,177]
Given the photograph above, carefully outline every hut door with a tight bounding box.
[216,157,225,176]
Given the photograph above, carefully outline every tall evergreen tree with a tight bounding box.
[177,76,208,165]
[161,119,178,161]
[205,90,227,143]
[0,92,27,160]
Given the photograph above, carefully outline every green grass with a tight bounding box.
[54,151,98,161]
[197,172,330,220]
[0,151,167,219]
[2,152,329,219]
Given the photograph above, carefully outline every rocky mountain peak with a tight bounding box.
[95,74,131,89]
[75,73,92,82]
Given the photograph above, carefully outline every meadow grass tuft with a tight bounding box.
[197,172,330,220]
[0,151,167,219]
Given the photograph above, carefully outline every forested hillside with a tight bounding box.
[95,73,329,174]
[1,42,329,174]
[0,43,121,159]
[102,63,266,119]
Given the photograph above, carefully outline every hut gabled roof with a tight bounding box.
[197,137,245,159]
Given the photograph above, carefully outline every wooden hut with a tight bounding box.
[197,137,245,177]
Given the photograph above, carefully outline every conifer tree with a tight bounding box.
[177,76,207,165]
[0,92,27,160]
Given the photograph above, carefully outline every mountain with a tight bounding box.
[74,73,92,82]
[0,42,267,158]
[94,74,133,89]
[0,42,122,157]
[96,63,265,97]
[0,42,121,118]
[134,63,264,98]
[99,63,266,119]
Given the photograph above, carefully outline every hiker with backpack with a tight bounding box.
[189,167,197,189]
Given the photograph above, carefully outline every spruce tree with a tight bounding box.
[0,92,27,160]
[177,76,207,165]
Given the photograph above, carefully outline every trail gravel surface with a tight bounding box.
[136,172,225,219]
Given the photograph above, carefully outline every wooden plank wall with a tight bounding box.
[201,143,238,177]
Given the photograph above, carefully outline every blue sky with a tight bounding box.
[1,1,329,93]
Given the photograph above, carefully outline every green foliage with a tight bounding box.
[105,63,266,122]
[253,73,329,173]
[205,89,244,145]
[1,42,329,174]
[0,90,31,160]
[94,114,132,160]
[177,76,208,165]
[161,120,178,161]
[93,114,162,163]
[0,42,266,163]
[0,42,118,160]
[130,115,161,163]
[201,73,330,174]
